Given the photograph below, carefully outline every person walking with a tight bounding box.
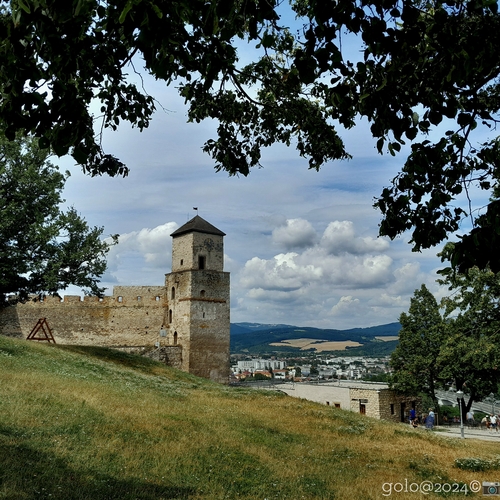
[409,408,416,426]
[425,408,435,430]
[490,414,498,431]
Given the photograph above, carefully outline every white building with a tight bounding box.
[235,359,285,372]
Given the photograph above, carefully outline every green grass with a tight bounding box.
[1,335,499,499]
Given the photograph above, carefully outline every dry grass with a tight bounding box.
[270,338,362,351]
[1,335,498,499]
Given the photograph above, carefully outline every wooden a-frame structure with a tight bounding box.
[26,318,56,343]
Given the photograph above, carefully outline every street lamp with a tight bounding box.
[456,390,465,439]
[489,392,495,415]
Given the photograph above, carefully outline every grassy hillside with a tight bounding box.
[1,335,498,500]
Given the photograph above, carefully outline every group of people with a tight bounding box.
[465,409,500,431]
[481,413,499,431]
[409,407,500,431]
[409,408,435,430]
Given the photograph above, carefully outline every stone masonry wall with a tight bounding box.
[0,286,167,348]
[187,270,230,383]
[350,388,421,422]
[145,345,183,370]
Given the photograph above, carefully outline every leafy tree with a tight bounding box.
[389,284,446,406]
[437,260,500,414]
[0,135,116,303]
[1,0,500,270]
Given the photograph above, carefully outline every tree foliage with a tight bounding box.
[391,272,500,412]
[389,284,445,404]
[1,0,500,270]
[0,135,115,303]
[437,258,500,411]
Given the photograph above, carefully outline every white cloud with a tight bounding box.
[240,253,322,291]
[330,296,362,316]
[107,222,178,272]
[240,222,394,296]
[272,218,317,250]
[320,220,390,255]
[230,218,440,328]
[55,77,447,329]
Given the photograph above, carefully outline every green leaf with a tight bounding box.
[16,0,31,14]
[119,2,133,24]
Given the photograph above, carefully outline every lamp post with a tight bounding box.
[456,390,465,439]
[489,392,495,415]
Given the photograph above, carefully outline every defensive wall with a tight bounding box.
[274,381,421,422]
[0,215,231,384]
[0,286,168,348]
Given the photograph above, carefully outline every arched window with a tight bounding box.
[200,290,206,297]
[169,309,173,323]
[173,331,178,345]
[171,287,175,300]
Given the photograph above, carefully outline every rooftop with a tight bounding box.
[170,215,226,238]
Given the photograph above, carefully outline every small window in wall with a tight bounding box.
[390,404,395,415]
[169,309,173,323]
[171,287,175,300]
[198,255,206,270]
[180,259,183,266]
[326,401,330,406]
[137,296,141,301]
[200,290,206,297]
[202,312,205,318]
[173,331,178,345]
[334,403,341,408]
[118,296,123,303]
[155,296,160,301]
[360,404,366,415]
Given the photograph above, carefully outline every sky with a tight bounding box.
[54,18,491,330]
[56,80,456,330]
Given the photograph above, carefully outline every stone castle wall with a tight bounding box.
[145,345,183,370]
[0,216,230,384]
[0,286,168,348]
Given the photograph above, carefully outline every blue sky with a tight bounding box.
[56,80,454,330]
[55,16,493,329]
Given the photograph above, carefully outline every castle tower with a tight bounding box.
[164,216,230,383]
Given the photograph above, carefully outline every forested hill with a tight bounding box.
[230,322,400,355]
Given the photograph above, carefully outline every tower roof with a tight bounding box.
[170,215,226,238]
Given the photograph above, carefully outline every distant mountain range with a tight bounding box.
[230,322,400,356]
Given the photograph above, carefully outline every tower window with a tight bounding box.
[171,287,175,300]
[169,309,173,323]
[118,296,123,303]
[198,255,206,269]
[200,290,206,297]
[180,259,183,266]
[173,331,178,345]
